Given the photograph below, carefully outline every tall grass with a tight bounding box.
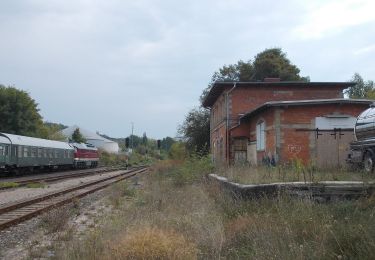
[219,160,375,184]
[211,186,375,259]
[51,157,375,259]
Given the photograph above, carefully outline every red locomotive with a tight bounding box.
[70,143,99,168]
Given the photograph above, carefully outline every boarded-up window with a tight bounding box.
[256,121,265,151]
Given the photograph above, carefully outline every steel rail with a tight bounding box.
[0,167,148,230]
[0,166,127,187]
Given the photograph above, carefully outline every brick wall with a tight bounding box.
[247,103,369,165]
[229,85,343,127]
[210,83,347,164]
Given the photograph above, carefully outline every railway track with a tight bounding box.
[0,167,148,230]
[0,166,127,187]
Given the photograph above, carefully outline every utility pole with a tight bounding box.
[131,122,134,151]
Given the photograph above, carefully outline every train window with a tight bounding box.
[55,150,58,158]
[0,145,4,156]
[4,146,9,156]
[38,148,42,158]
[48,149,52,158]
[18,146,22,158]
[31,148,36,158]
[44,149,47,158]
[24,147,28,157]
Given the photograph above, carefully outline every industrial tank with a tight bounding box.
[354,107,375,141]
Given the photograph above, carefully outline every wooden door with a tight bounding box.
[316,130,354,168]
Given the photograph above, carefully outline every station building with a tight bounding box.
[202,80,372,167]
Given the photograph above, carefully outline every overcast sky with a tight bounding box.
[0,0,374,139]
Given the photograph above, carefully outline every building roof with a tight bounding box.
[61,125,115,144]
[202,81,356,108]
[70,142,98,151]
[0,133,73,150]
[240,98,374,122]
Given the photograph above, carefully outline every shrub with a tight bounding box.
[169,155,214,186]
[169,142,187,160]
[99,150,128,166]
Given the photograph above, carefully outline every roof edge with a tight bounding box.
[240,98,373,121]
[202,81,355,108]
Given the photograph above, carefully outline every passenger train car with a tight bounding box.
[0,132,99,174]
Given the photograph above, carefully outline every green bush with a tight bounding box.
[168,142,187,160]
[99,150,128,166]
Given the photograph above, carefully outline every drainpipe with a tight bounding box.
[226,83,237,165]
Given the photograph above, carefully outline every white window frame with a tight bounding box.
[256,120,265,151]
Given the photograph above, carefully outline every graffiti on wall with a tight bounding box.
[288,144,302,155]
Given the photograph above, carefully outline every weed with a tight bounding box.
[108,181,136,209]
[26,240,46,260]
[26,182,46,188]
[39,206,72,234]
[0,182,19,189]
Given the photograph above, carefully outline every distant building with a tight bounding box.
[61,125,119,154]
[202,80,372,167]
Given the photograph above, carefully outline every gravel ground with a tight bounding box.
[0,186,115,260]
[0,172,142,260]
[0,170,126,206]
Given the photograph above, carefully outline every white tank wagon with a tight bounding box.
[348,106,375,172]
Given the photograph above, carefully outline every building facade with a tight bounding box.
[203,80,372,167]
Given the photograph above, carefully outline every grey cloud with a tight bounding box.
[0,0,374,138]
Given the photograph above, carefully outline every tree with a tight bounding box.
[178,107,210,155]
[0,85,45,137]
[345,73,375,99]
[160,137,176,151]
[252,48,307,81]
[142,132,148,145]
[200,48,308,102]
[71,128,86,143]
[39,122,67,141]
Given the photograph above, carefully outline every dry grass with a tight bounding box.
[39,206,74,234]
[50,158,375,260]
[107,181,136,209]
[106,227,198,260]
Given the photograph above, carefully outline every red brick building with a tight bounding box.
[202,81,372,167]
